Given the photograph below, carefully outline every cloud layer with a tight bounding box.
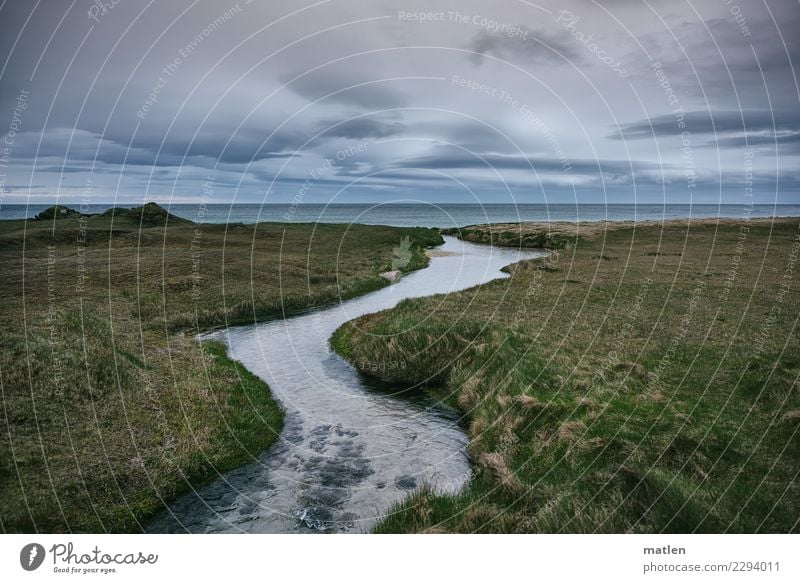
[0,0,797,204]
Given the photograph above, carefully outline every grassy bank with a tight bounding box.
[440,221,588,249]
[0,203,442,532]
[332,218,800,533]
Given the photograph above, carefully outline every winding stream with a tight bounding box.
[148,236,545,533]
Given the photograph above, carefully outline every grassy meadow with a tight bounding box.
[0,203,442,532]
[332,218,800,533]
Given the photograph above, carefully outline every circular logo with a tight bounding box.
[20,543,46,571]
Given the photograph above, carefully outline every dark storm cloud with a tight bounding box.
[152,133,299,166]
[636,5,800,111]
[7,127,299,168]
[40,166,89,174]
[249,171,426,191]
[0,0,797,203]
[385,149,793,192]
[2,184,46,192]
[713,132,800,153]
[394,148,662,175]
[611,110,800,140]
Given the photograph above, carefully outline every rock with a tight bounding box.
[380,270,401,282]
[395,475,417,490]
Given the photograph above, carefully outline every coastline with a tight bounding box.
[3,203,799,228]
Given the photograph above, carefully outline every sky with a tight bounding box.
[0,0,798,205]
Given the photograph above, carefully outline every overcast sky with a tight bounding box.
[1,0,798,205]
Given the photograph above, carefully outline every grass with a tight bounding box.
[332,218,800,533]
[0,203,442,532]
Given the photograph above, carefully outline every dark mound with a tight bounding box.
[34,205,83,220]
[101,202,192,226]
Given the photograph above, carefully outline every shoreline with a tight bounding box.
[3,203,798,229]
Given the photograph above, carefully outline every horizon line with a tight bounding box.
[4,202,797,207]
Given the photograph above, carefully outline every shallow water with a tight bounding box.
[148,237,545,533]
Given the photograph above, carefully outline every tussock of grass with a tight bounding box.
[335,218,800,533]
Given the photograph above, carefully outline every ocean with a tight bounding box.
[1,203,798,227]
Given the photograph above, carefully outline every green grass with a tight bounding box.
[0,204,442,532]
[442,223,580,250]
[333,218,800,533]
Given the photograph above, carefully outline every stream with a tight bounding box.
[148,236,545,533]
